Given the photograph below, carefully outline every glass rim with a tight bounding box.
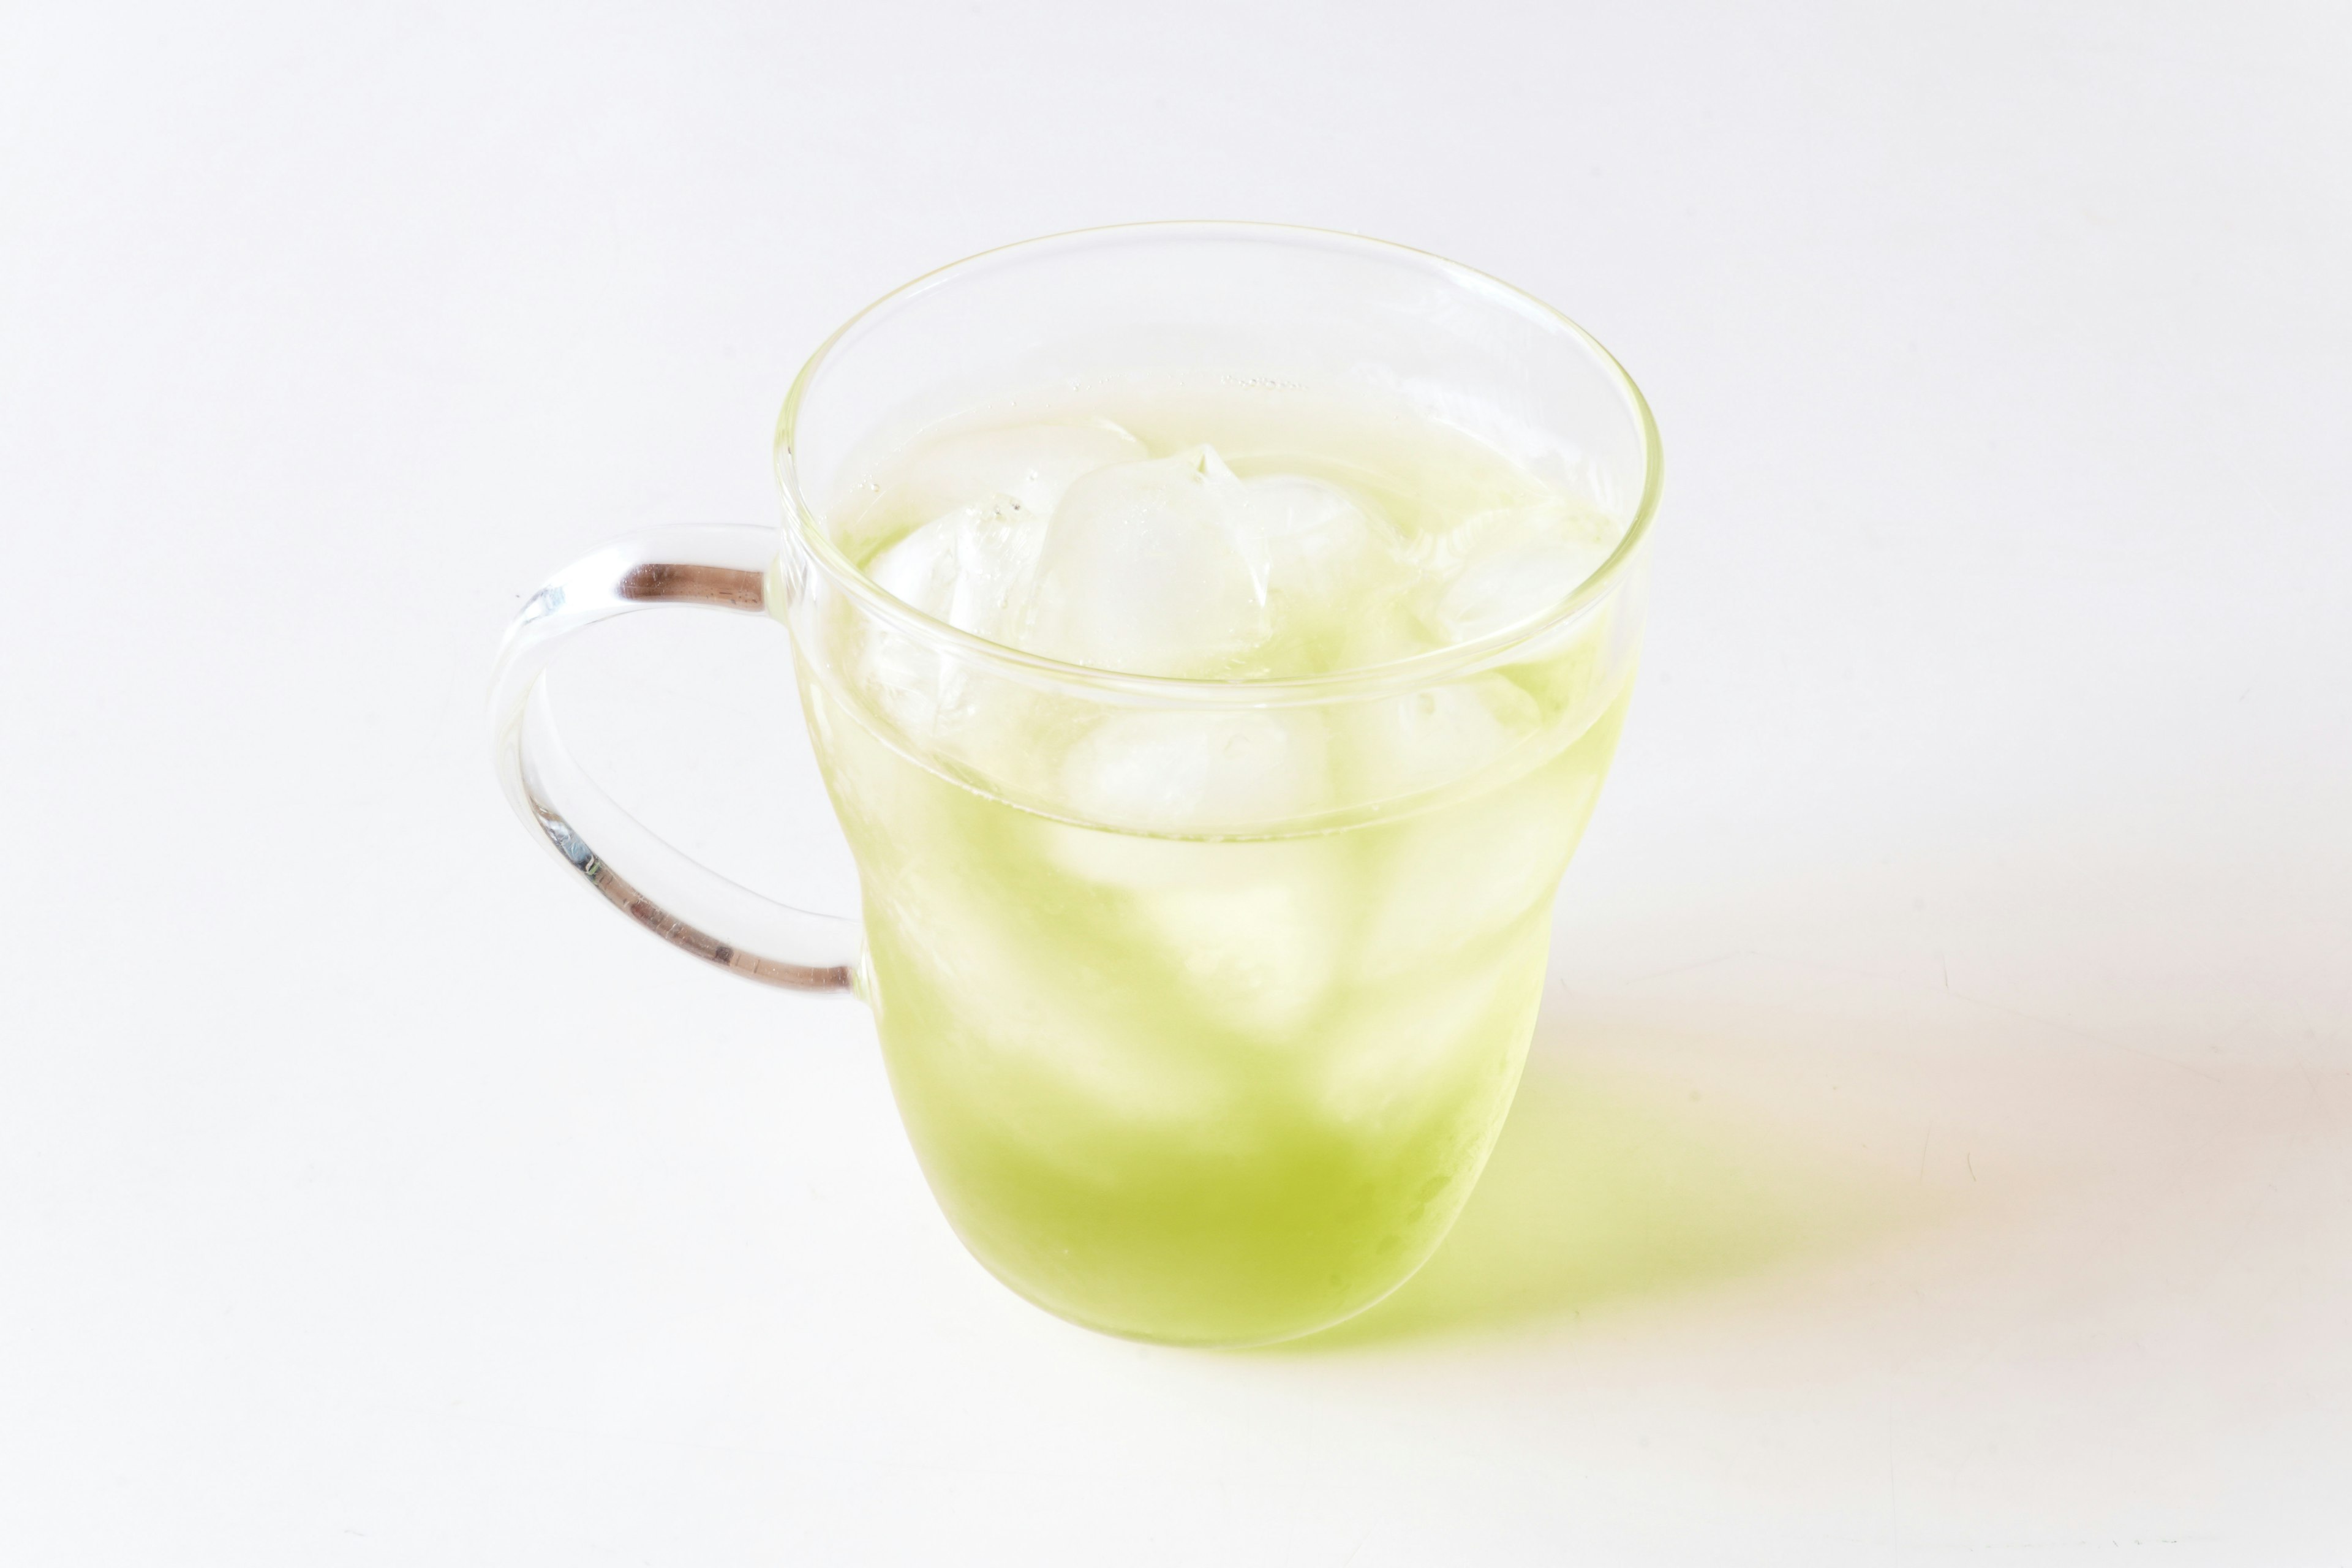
[772,220,1663,705]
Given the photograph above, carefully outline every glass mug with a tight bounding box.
[490,224,1660,1346]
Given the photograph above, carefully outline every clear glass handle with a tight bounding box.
[488,525,861,994]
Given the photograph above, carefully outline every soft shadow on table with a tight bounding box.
[1269,1023,1910,1354]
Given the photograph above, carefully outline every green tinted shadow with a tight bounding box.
[1272,1044,1908,1352]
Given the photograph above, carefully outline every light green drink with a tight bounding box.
[491,225,1658,1348]
[794,391,1638,1343]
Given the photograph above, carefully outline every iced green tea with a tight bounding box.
[793,388,1638,1343]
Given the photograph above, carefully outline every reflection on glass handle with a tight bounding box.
[488,526,861,995]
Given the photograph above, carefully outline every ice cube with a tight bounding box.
[1021,447,1270,677]
[1335,594,1441,673]
[1357,753,1607,970]
[856,619,956,736]
[894,420,1148,521]
[1226,472,1419,671]
[1344,676,1541,802]
[865,493,1048,643]
[1034,824,1354,1041]
[1059,708,1329,836]
[875,859,1231,1129]
[1143,866,1348,1039]
[1428,501,1618,644]
[859,494,1053,736]
[1233,474,1397,605]
[1314,933,1541,1123]
[865,510,962,619]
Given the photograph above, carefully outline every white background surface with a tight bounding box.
[4,2,2348,1562]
